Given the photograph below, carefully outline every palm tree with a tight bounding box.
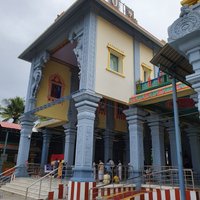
[0,97,25,124]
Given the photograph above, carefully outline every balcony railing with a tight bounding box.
[136,74,172,94]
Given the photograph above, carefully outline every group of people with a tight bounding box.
[51,159,67,178]
[93,159,123,184]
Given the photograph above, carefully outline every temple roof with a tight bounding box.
[19,0,163,62]
[0,122,21,130]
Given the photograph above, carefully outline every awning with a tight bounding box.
[0,122,21,130]
[150,44,194,86]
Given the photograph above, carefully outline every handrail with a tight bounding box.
[0,165,18,177]
[90,167,195,200]
[25,167,58,199]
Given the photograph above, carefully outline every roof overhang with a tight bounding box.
[19,0,163,62]
[150,43,194,86]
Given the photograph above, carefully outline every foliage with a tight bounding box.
[0,97,25,124]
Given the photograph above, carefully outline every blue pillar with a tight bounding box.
[103,131,114,163]
[40,130,51,169]
[123,134,130,165]
[166,120,178,167]
[15,114,35,177]
[104,100,114,163]
[124,106,147,189]
[172,78,185,200]
[185,126,200,174]
[63,68,78,165]
[147,113,165,168]
[72,90,101,182]
[63,124,76,165]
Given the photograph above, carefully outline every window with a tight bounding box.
[141,63,152,82]
[107,43,125,76]
[48,74,65,101]
[110,53,119,72]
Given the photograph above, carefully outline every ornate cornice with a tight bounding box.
[168,7,200,42]
[32,51,50,69]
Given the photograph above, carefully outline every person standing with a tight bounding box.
[118,160,122,181]
[98,160,104,182]
[93,162,96,180]
[57,160,63,178]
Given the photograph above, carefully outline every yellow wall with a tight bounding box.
[95,17,134,104]
[114,119,127,133]
[140,43,154,81]
[36,60,71,121]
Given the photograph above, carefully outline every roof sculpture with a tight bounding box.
[181,0,200,6]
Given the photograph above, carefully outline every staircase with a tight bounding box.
[0,177,66,199]
[0,164,68,200]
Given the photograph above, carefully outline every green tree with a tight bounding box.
[0,97,25,124]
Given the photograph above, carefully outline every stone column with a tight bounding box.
[124,106,146,189]
[123,134,130,165]
[63,69,78,166]
[168,7,200,116]
[40,129,51,169]
[15,114,35,177]
[72,90,101,182]
[15,52,49,177]
[166,120,178,167]
[103,132,114,163]
[147,113,166,168]
[63,124,76,166]
[104,100,114,163]
[185,126,200,174]
[186,48,200,116]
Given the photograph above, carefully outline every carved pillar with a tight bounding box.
[124,106,146,189]
[104,100,114,163]
[168,6,200,116]
[15,114,35,177]
[165,120,178,167]
[16,52,49,177]
[63,124,76,166]
[185,126,200,174]
[40,129,51,169]
[103,132,114,163]
[25,52,49,112]
[69,12,97,91]
[63,70,78,165]
[123,134,130,165]
[72,90,101,181]
[147,113,166,168]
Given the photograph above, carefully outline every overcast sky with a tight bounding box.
[0,0,181,102]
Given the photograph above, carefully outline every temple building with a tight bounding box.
[15,0,200,198]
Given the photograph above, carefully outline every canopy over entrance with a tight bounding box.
[150,44,194,86]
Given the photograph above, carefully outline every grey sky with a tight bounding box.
[0,0,181,101]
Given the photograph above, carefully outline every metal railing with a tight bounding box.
[0,165,18,187]
[93,164,134,183]
[90,167,195,200]
[25,164,71,199]
[0,163,42,188]
[136,74,171,94]
[25,167,58,199]
[143,168,194,190]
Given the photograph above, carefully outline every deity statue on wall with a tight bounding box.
[31,67,42,98]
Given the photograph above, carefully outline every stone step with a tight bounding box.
[0,187,48,199]
[1,183,55,195]
[0,177,67,200]
[10,180,59,189]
